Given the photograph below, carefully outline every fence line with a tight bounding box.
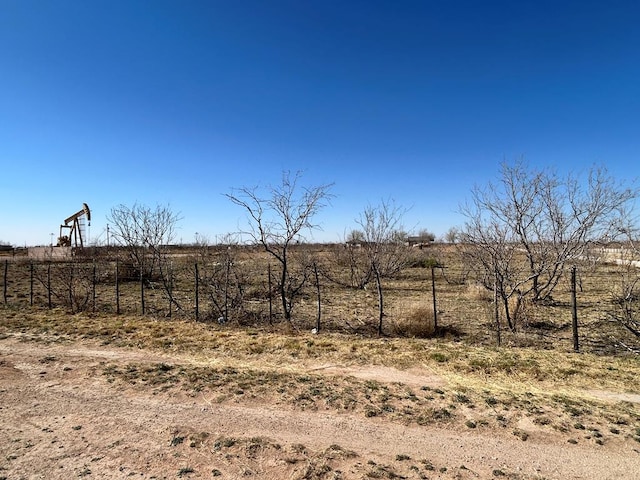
[0,255,638,352]
[0,257,454,320]
[0,258,268,320]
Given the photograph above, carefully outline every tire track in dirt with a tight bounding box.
[1,335,640,479]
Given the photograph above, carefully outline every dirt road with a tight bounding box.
[1,335,639,479]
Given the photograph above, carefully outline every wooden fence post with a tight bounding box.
[494,269,501,347]
[313,261,321,333]
[224,258,230,322]
[92,262,97,313]
[168,262,173,319]
[69,262,74,312]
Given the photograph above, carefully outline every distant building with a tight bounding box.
[407,235,434,248]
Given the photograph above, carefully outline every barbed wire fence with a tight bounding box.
[1,251,639,353]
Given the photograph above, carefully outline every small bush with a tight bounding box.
[406,256,440,269]
[391,303,436,338]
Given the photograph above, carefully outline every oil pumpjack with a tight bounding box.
[57,203,91,248]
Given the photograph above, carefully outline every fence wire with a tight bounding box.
[1,252,639,353]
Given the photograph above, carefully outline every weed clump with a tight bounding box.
[391,303,436,338]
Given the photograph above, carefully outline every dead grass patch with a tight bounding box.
[389,301,436,338]
[2,306,640,450]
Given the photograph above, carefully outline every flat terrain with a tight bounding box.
[1,311,639,479]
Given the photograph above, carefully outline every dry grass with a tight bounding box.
[2,244,640,355]
[97,353,639,441]
[465,282,493,302]
[159,428,476,480]
[2,305,640,464]
[3,244,640,479]
[389,301,436,338]
[1,306,638,392]
[2,245,640,412]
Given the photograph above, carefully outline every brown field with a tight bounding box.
[1,244,639,478]
[2,243,638,352]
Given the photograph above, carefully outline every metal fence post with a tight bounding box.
[29,262,34,306]
[47,263,52,309]
[115,260,120,315]
[194,263,199,321]
[3,260,7,304]
[572,265,579,352]
[431,266,438,330]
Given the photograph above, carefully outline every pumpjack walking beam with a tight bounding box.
[58,203,91,248]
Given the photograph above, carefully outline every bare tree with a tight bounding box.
[608,229,640,341]
[459,206,530,332]
[346,229,365,244]
[355,200,410,335]
[610,261,640,339]
[34,261,94,313]
[192,234,248,324]
[327,231,374,290]
[225,171,333,322]
[107,203,182,310]
[461,161,637,331]
[444,227,459,244]
[414,229,436,244]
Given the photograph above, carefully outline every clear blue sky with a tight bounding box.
[1,0,639,246]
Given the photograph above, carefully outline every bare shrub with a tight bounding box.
[354,200,410,335]
[325,243,373,290]
[107,203,183,313]
[35,261,94,312]
[608,266,640,338]
[226,171,333,322]
[192,240,249,324]
[461,160,638,334]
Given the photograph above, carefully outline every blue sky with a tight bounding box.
[1,1,639,246]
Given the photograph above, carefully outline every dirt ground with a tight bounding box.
[1,334,639,480]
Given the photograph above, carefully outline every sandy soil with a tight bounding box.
[1,335,639,480]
